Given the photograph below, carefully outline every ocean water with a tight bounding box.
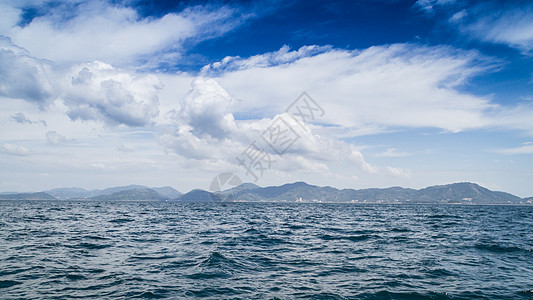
[1,201,532,299]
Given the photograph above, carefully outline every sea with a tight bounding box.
[1,201,532,299]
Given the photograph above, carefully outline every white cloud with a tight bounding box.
[158,76,408,183]
[384,166,411,178]
[457,4,533,53]
[449,10,467,23]
[486,103,533,135]
[213,44,502,134]
[499,144,533,155]
[415,0,456,14]
[11,112,46,126]
[175,77,239,140]
[418,1,533,53]
[1,143,29,156]
[46,130,68,145]
[201,45,332,75]
[1,37,164,127]
[117,143,133,152]
[60,61,163,126]
[375,147,410,157]
[159,77,252,161]
[153,43,533,188]
[0,3,20,33]
[2,1,249,66]
[0,36,53,103]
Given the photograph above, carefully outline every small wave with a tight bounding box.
[200,251,233,267]
[319,234,374,242]
[128,291,166,298]
[66,242,112,250]
[287,224,306,230]
[351,254,382,260]
[347,235,374,242]
[428,214,455,219]
[474,243,525,253]
[389,227,411,232]
[184,287,240,298]
[317,265,367,276]
[160,259,197,270]
[442,221,461,226]
[25,215,53,222]
[425,268,457,278]
[129,254,176,261]
[243,228,261,234]
[46,207,66,212]
[66,273,87,281]
[84,235,109,240]
[324,227,346,232]
[0,266,43,276]
[305,291,345,299]
[108,218,135,223]
[191,251,251,276]
[97,273,123,281]
[238,233,290,246]
[59,279,124,291]
[88,268,105,274]
[186,272,230,279]
[358,290,450,299]
[0,280,22,289]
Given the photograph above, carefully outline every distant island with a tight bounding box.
[1,182,532,205]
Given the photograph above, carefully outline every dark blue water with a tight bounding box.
[1,201,532,299]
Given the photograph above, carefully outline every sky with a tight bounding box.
[0,0,532,197]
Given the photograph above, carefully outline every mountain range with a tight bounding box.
[41,185,182,199]
[0,182,532,205]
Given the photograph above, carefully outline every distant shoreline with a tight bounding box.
[1,181,532,205]
[1,198,532,206]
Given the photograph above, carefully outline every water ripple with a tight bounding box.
[0,201,532,298]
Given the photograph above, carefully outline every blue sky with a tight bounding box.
[0,0,532,196]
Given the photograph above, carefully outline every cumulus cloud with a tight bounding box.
[159,77,245,160]
[1,37,163,127]
[0,36,53,103]
[0,143,29,156]
[175,77,238,140]
[159,77,408,180]
[61,61,163,126]
[2,1,250,66]
[11,112,46,126]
